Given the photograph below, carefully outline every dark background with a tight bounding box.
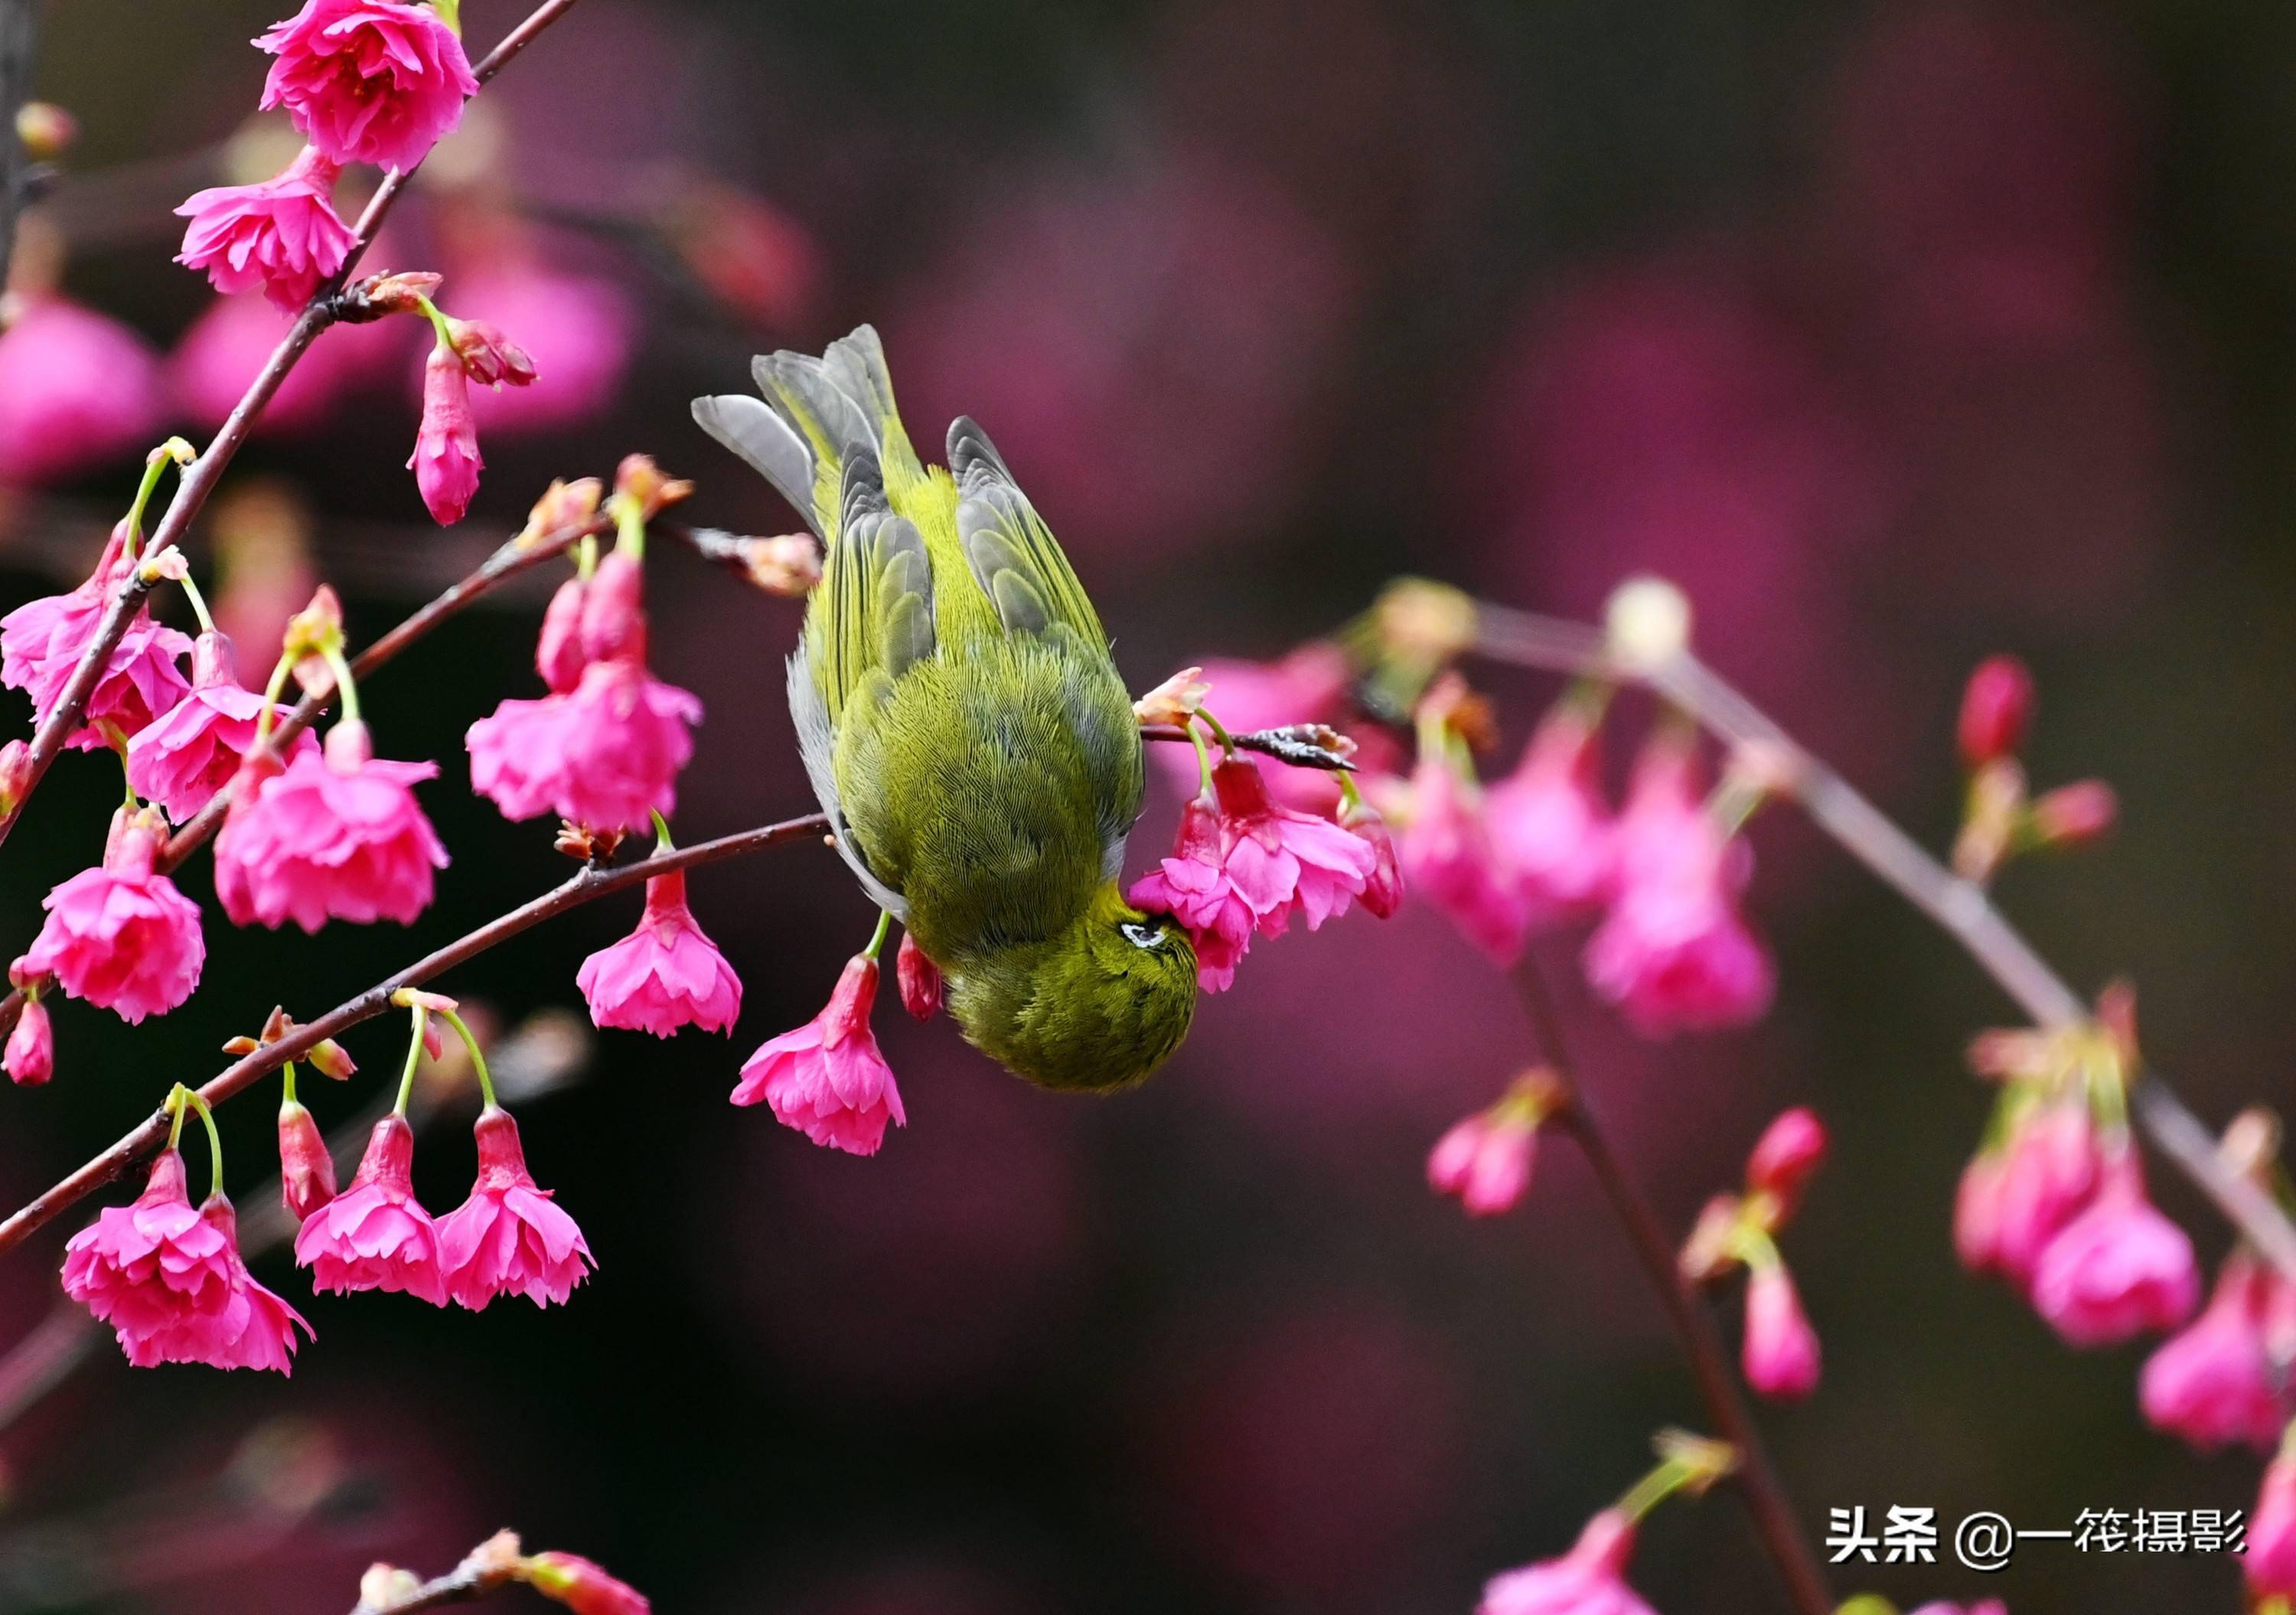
[2,1,2294,1610]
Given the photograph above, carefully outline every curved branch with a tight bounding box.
[0,810,827,1258]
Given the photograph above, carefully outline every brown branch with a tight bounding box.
[352,1532,526,1615]
[1512,958,1834,1615]
[0,0,582,856]
[1466,599,2296,1284]
[0,810,827,1258]
[0,509,612,1045]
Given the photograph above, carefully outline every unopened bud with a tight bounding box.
[611,455,691,522]
[277,1098,336,1222]
[6,997,53,1087]
[520,478,604,549]
[738,533,822,596]
[446,315,538,388]
[555,821,625,863]
[895,934,943,1020]
[2028,779,2117,849]
[350,270,446,318]
[1679,1193,1743,1281]
[1957,654,2035,768]
[306,1036,357,1081]
[283,585,345,690]
[1743,1107,1827,1223]
[1604,576,1691,670]
[360,1565,423,1610]
[1133,666,1212,728]
[0,739,31,815]
[1338,794,1404,918]
[15,103,77,162]
[521,1551,651,1615]
[579,550,647,664]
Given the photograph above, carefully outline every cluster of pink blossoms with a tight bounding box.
[1679,1108,1829,1402]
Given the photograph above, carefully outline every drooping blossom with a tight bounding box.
[409,341,483,524]
[1427,1110,1536,1217]
[1477,1509,1658,1615]
[0,297,165,487]
[256,0,478,173]
[444,265,634,434]
[2249,1449,2296,1600]
[63,1150,311,1372]
[575,870,742,1036]
[1338,793,1404,918]
[2028,1149,2199,1346]
[5,996,52,1085]
[174,145,356,310]
[214,719,448,932]
[2138,1253,2291,1451]
[0,528,192,750]
[436,1106,595,1310]
[1397,749,1527,965]
[1130,790,1257,992]
[535,576,589,693]
[467,659,702,834]
[277,1094,337,1223]
[731,953,905,1156]
[1483,709,1613,924]
[126,630,312,819]
[524,1551,652,1615]
[1203,756,1375,934]
[895,932,943,1020]
[21,808,204,1023]
[1742,1263,1822,1401]
[1958,1099,2100,1286]
[293,1112,448,1304]
[1583,744,1773,1036]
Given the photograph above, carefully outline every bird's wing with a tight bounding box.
[946,416,1108,648]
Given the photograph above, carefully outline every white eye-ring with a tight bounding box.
[1120,921,1167,950]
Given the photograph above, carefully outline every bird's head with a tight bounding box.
[946,882,1197,1091]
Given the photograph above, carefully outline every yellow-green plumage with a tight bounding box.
[693,326,1197,1090]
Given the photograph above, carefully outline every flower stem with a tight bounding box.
[396,1003,426,1117]
[613,491,646,562]
[119,448,178,563]
[413,294,458,349]
[434,1005,497,1111]
[320,644,362,726]
[182,1089,225,1199]
[281,1059,298,1107]
[174,569,217,636]
[255,649,295,748]
[1188,721,1216,796]
[165,1085,189,1152]
[863,909,893,961]
[650,808,674,854]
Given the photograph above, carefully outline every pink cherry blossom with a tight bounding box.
[256,0,478,173]
[1,530,193,751]
[1338,794,1404,919]
[2139,1254,2290,1451]
[1478,1509,1658,1615]
[576,869,742,1036]
[1398,752,1528,965]
[1582,745,1773,1036]
[1979,1100,2102,1286]
[126,631,311,819]
[547,659,702,831]
[732,954,905,1157]
[1483,710,1613,924]
[436,1106,595,1310]
[1427,1111,1535,1217]
[0,297,165,487]
[409,341,483,524]
[1128,791,1259,992]
[1742,1263,1821,1400]
[2249,1452,2296,1599]
[895,932,944,1019]
[214,720,448,932]
[2029,1150,2199,1346]
[63,1150,311,1372]
[525,1552,651,1615]
[6,996,52,1085]
[174,145,355,310]
[535,576,589,693]
[22,809,204,1023]
[1745,1107,1828,1219]
[293,1112,448,1304]
[1204,757,1375,936]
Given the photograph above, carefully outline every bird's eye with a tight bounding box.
[1120,921,1167,951]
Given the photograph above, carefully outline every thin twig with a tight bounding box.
[0,811,827,1258]
[0,510,612,1044]
[0,0,582,855]
[1512,958,1834,1615]
[351,1532,527,1615]
[1469,600,2296,1283]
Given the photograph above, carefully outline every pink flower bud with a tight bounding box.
[409,341,482,525]
[15,102,76,162]
[536,576,589,695]
[0,739,30,813]
[1744,1107,1827,1222]
[578,550,647,666]
[6,997,53,1086]
[2029,780,2117,847]
[445,316,538,388]
[895,933,943,1020]
[1742,1263,1821,1401]
[1339,794,1404,919]
[739,533,822,596]
[1958,654,2034,768]
[1477,1508,1650,1615]
[1427,1111,1535,1217]
[277,1098,337,1222]
[524,1551,651,1615]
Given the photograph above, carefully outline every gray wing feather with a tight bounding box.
[690,395,817,533]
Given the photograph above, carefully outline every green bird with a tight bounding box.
[693,325,1198,1091]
